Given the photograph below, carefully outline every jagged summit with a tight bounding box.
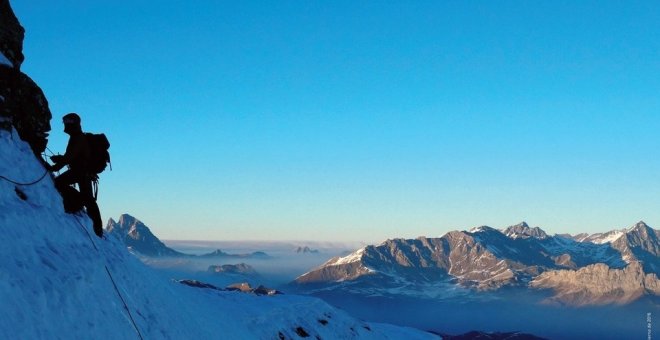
[106,214,185,257]
[295,246,319,254]
[504,222,548,240]
[118,213,139,226]
[107,213,142,235]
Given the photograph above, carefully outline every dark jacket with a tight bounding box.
[51,132,90,173]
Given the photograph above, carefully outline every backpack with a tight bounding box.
[85,132,111,175]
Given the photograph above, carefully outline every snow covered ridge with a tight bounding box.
[0,129,436,339]
[333,247,366,265]
[466,221,643,245]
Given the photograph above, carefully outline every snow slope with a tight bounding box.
[0,128,436,339]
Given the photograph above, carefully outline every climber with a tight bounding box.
[49,112,103,238]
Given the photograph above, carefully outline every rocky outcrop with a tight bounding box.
[530,261,660,306]
[0,67,52,154]
[180,280,282,296]
[0,0,51,155]
[208,263,256,275]
[226,282,282,296]
[0,0,24,68]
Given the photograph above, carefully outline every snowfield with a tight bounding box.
[0,128,437,339]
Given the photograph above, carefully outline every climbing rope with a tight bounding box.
[72,216,144,340]
[0,168,49,186]
[1,148,54,186]
[73,215,99,252]
[104,266,145,340]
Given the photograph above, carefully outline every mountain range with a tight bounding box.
[106,214,270,259]
[294,221,660,306]
[295,246,320,254]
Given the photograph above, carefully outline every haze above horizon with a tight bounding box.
[12,1,660,242]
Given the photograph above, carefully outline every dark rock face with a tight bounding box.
[0,0,51,155]
[0,0,24,68]
[180,280,282,296]
[0,67,52,154]
[178,279,220,290]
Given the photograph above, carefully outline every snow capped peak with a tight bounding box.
[332,247,366,265]
[569,233,590,242]
[468,225,496,233]
[504,222,548,240]
[581,222,655,244]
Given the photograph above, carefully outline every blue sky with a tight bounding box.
[12,1,660,242]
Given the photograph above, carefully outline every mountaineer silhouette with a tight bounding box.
[49,113,110,238]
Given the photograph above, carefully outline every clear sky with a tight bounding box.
[11,1,660,242]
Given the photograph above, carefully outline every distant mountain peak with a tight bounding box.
[118,213,139,225]
[208,263,256,275]
[204,249,229,256]
[468,225,497,233]
[503,222,548,240]
[106,214,184,257]
[515,221,529,228]
[295,246,319,254]
[631,221,649,231]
